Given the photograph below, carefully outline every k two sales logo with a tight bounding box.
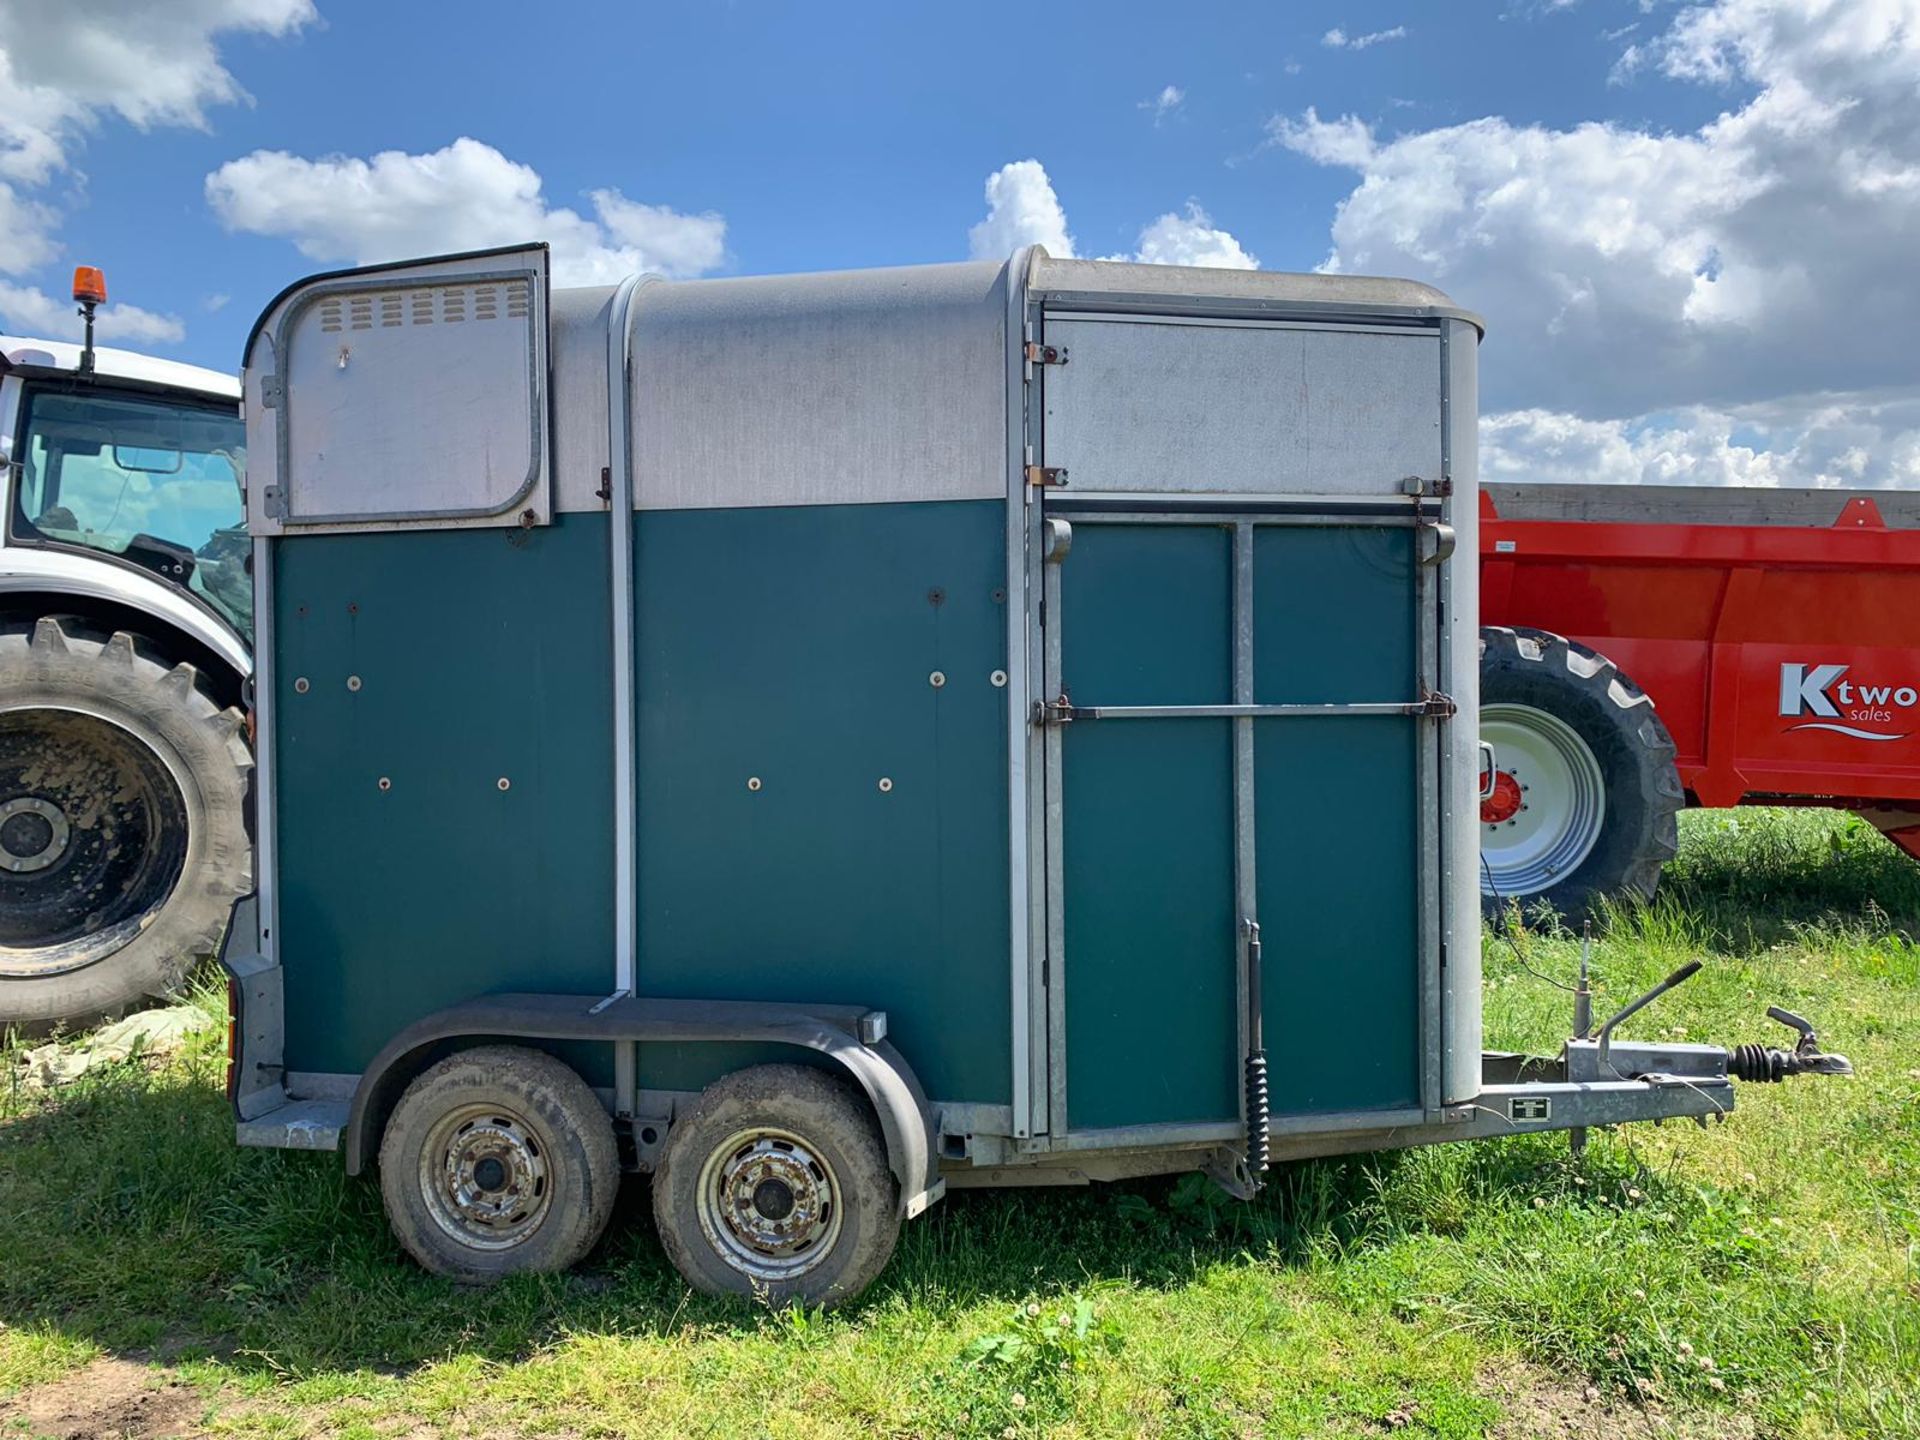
[1780,663,1914,742]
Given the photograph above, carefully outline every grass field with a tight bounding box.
[2,808,1917,1439]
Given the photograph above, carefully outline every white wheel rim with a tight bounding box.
[1479,703,1606,899]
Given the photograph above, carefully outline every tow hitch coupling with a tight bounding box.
[1728,1006,1853,1082]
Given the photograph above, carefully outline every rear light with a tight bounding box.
[226,975,241,1103]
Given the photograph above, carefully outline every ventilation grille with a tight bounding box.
[318,280,530,333]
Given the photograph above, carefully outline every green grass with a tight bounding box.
[3,808,1917,1438]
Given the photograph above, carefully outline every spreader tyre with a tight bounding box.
[653,1063,899,1308]
[379,1045,619,1281]
[1479,626,1683,919]
[0,615,250,1030]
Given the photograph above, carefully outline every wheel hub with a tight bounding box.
[1480,771,1523,826]
[698,1128,841,1280]
[420,1107,551,1250]
[0,797,70,874]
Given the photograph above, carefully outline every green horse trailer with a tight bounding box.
[222,244,1847,1304]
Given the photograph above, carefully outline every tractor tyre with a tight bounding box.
[1478,626,1682,921]
[0,616,251,1031]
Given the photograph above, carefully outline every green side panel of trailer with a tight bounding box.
[631,499,1013,1106]
[1060,523,1239,1131]
[271,516,617,1080]
[1252,527,1420,1114]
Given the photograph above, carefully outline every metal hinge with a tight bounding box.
[259,374,284,409]
[1415,688,1457,718]
[1024,341,1069,366]
[1025,465,1069,489]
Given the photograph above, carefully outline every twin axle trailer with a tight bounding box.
[224,245,1844,1303]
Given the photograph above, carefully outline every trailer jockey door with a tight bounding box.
[1035,311,1445,1145]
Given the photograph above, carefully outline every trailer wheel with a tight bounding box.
[1479,627,1682,919]
[652,1064,899,1308]
[379,1045,619,1281]
[0,616,250,1031]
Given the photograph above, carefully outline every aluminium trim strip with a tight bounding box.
[252,534,277,961]
[1044,310,1437,338]
[1061,702,1437,720]
[1232,523,1258,1130]
[607,272,647,1117]
[1061,511,1430,528]
[1003,248,1037,1140]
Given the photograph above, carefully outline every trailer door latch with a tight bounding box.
[1025,465,1069,489]
[1036,691,1087,726]
[1414,689,1457,718]
[1023,341,1069,366]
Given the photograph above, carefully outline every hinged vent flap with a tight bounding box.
[245,245,550,533]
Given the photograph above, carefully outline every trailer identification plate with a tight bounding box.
[1508,1096,1552,1122]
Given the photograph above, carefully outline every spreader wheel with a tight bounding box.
[1479,627,1683,919]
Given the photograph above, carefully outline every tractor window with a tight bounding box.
[11,386,251,641]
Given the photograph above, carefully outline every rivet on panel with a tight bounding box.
[293,677,310,694]
[877,777,893,793]
[929,671,946,689]
[747,776,763,792]
[497,777,511,791]
[346,675,362,692]
[377,777,391,792]
[990,670,1008,688]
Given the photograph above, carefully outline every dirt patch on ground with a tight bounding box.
[0,1357,205,1439]
[1482,1364,1758,1440]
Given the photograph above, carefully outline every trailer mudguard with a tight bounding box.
[341,992,943,1217]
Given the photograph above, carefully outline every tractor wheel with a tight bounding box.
[1478,626,1682,920]
[652,1064,899,1308]
[0,616,251,1031]
[379,1045,621,1280]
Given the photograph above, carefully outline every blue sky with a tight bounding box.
[4,1,1917,487]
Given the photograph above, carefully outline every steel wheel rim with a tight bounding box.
[695,1126,843,1281]
[1479,703,1607,899]
[0,707,189,977]
[418,1102,553,1251]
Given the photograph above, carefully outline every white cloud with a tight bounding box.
[1107,204,1260,269]
[968,161,1257,270]
[1484,394,1920,490]
[0,1,313,342]
[205,138,729,285]
[0,281,184,345]
[969,160,1076,259]
[1140,84,1185,124]
[1270,0,1920,485]
[1322,25,1408,50]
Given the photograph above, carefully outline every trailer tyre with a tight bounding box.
[1479,627,1682,919]
[0,616,250,1031]
[379,1045,619,1281]
[653,1064,899,1308]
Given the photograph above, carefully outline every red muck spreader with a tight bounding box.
[1479,482,1920,914]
